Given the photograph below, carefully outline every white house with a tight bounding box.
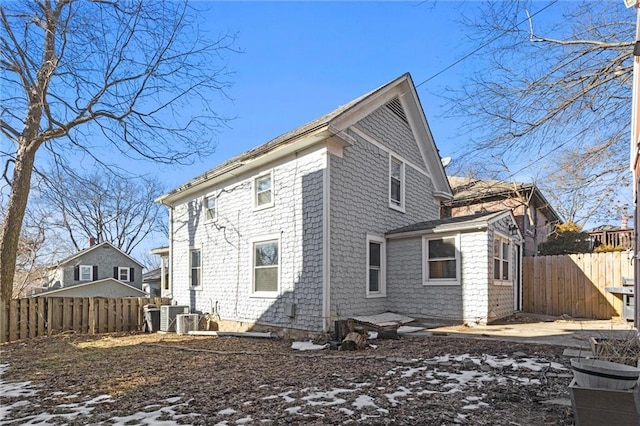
[157,73,522,333]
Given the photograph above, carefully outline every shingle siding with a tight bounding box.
[329,105,439,322]
[170,148,327,331]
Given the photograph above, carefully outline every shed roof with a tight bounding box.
[386,210,513,237]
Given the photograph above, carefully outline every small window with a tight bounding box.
[190,249,201,288]
[79,265,93,281]
[424,236,460,285]
[204,195,216,221]
[366,235,386,297]
[494,236,511,284]
[254,172,273,209]
[389,156,405,211]
[118,267,130,282]
[252,238,279,294]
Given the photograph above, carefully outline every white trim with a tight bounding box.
[422,234,461,286]
[366,234,387,298]
[322,153,331,332]
[253,170,275,211]
[189,248,202,290]
[79,265,93,281]
[204,192,217,222]
[249,234,281,298]
[351,126,429,178]
[117,266,131,282]
[389,155,406,213]
[492,233,513,287]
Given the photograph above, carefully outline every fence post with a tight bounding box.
[0,299,8,343]
[88,298,96,335]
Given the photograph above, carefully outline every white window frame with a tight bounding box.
[493,233,513,286]
[118,267,130,282]
[204,193,217,222]
[254,170,274,210]
[79,265,93,281]
[189,248,202,290]
[366,234,386,298]
[389,155,405,212]
[423,234,461,285]
[250,234,280,297]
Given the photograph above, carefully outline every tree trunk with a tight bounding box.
[1,141,38,301]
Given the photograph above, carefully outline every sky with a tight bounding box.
[153,1,518,190]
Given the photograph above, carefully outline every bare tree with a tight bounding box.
[0,0,236,300]
[37,167,166,255]
[444,1,634,224]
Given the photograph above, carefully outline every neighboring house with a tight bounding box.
[142,268,162,297]
[37,241,146,298]
[157,73,523,333]
[442,177,562,257]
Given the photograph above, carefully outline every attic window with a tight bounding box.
[385,98,408,124]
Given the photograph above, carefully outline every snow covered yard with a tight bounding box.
[0,333,575,425]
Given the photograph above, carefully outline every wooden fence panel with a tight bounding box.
[1,297,171,343]
[523,251,633,319]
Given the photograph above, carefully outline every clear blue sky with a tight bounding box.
[155,1,507,190]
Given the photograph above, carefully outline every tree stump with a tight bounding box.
[340,331,366,351]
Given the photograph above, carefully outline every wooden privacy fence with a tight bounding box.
[522,251,633,319]
[0,296,171,343]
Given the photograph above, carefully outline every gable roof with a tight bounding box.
[445,176,562,223]
[386,210,516,238]
[35,278,147,297]
[53,241,144,268]
[158,73,452,205]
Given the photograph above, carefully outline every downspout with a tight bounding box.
[322,151,331,332]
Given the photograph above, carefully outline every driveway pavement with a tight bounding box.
[411,313,638,349]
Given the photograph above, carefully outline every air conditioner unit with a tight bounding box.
[176,314,199,335]
[160,305,189,332]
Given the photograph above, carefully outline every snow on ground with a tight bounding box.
[0,353,567,425]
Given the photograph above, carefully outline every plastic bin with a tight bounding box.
[143,304,160,332]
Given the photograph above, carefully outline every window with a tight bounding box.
[204,195,217,221]
[424,236,460,284]
[252,238,279,294]
[389,156,405,211]
[190,249,201,288]
[254,172,273,209]
[118,267,131,282]
[366,235,386,297]
[494,236,511,284]
[79,265,93,281]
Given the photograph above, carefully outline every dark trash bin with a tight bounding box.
[143,304,160,332]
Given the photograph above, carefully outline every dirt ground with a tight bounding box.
[0,330,577,425]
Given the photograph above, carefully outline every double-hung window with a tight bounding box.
[204,195,217,221]
[118,267,130,282]
[389,156,405,211]
[190,249,201,289]
[254,172,274,209]
[79,265,93,281]
[366,235,386,297]
[494,236,511,284]
[424,235,460,285]
[252,237,279,295]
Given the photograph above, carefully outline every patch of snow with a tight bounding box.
[302,388,354,406]
[285,406,302,414]
[218,408,237,415]
[397,326,424,334]
[385,386,411,407]
[368,331,378,340]
[352,394,378,409]
[291,341,329,351]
